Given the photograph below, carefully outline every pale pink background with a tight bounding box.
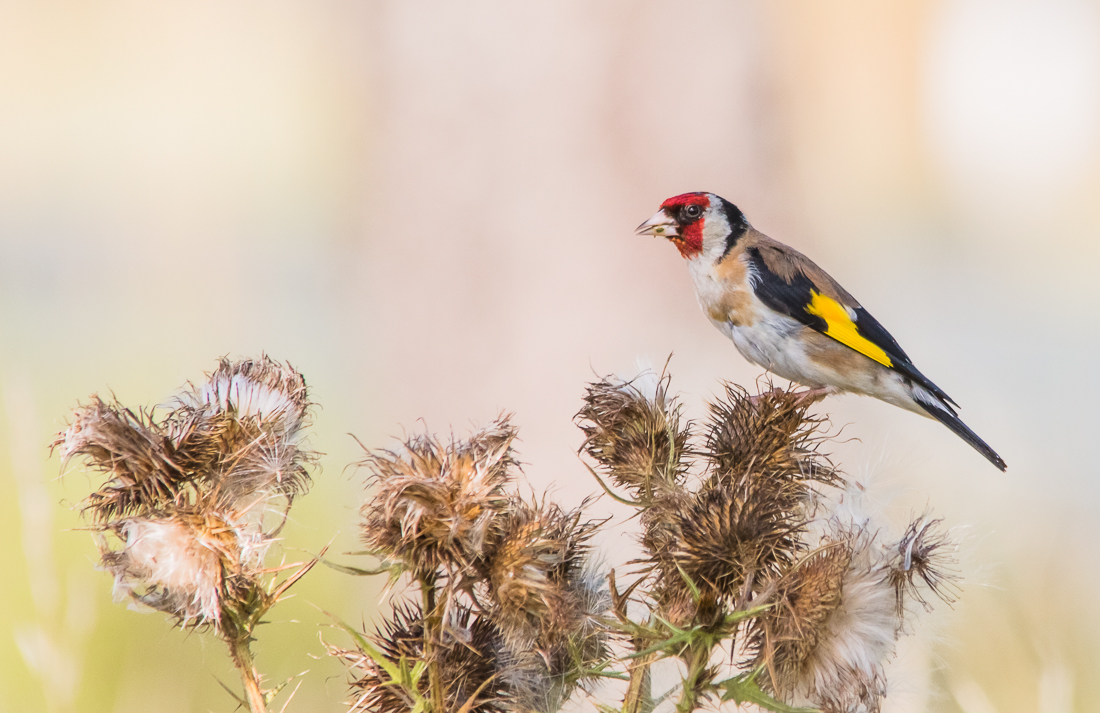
[2,2,1098,711]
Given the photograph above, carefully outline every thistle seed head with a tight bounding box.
[172,356,317,508]
[656,482,804,605]
[334,602,506,713]
[749,544,851,698]
[888,516,960,614]
[175,355,310,439]
[53,398,192,522]
[753,526,899,713]
[486,500,579,644]
[481,497,609,713]
[56,357,317,524]
[703,383,837,493]
[211,420,316,515]
[55,357,319,634]
[576,372,691,500]
[495,567,611,713]
[528,563,611,683]
[360,417,517,574]
[101,511,246,627]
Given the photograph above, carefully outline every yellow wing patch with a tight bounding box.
[805,291,893,367]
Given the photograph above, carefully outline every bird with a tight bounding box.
[636,191,1006,471]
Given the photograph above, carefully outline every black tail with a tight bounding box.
[917,400,1007,471]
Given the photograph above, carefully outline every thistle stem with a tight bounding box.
[228,635,268,713]
[674,646,709,713]
[419,572,446,713]
[622,650,657,713]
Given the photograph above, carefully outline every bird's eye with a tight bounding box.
[683,204,703,220]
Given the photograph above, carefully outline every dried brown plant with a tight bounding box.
[54,397,196,522]
[55,354,968,712]
[53,355,320,713]
[887,516,960,615]
[748,544,852,694]
[755,524,896,713]
[483,498,599,648]
[577,371,691,502]
[663,481,804,607]
[173,356,315,510]
[703,382,840,497]
[332,602,507,713]
[574,369,961,713]
[359,418,517,576]
[341,420,610,713]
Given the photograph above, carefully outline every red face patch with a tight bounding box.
[659,193,709,258]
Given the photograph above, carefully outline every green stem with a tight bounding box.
[674,645,709,713]
[228,635,268,713]
[622,650,657,713]
[419,572,446,713]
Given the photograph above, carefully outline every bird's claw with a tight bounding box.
[793,386,832,405]
[747,386,832,409]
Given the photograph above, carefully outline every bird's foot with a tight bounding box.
[793,386,833,405]
[747,386,833,408]
[748,387,786,406]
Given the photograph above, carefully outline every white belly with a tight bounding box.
[688,256,923,413]
[711,311,924,415]
[710,312,820,385]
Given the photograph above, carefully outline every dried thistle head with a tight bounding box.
[175,355,310,438]
[748,544,850,699]
[576,371,691,500]
[100,509,255,628]
[333,602,505,713]
[360,417,517,574]
[53,397,192,522]
[639,383,837,612]
[703,383,837,493]
[485,499,585,643]
[480,497,610,712]
[888,516,959,614]
[173,356,317,509]
[54,357,319,636]
[206,417,317,519]
[495,564,611,713]
[56,357,318,525]
[752,526,899,713]
[650,481,804,607]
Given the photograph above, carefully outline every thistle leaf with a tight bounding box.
[718,672,818,713]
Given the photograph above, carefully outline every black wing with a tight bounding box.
[746,246,957,408]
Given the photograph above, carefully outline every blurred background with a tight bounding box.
[2,0,1099,710]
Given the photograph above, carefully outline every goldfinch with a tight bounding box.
[637,191,1006,471]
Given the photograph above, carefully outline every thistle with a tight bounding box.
[54,358,963,713]
[484,498,597,648]
[484,498,609,712]
[702,382,837,490]
[664,480,804,608]
[359,418,517,577]
[329,602,507,713]
[578,369,960,713]
[336,421,610,713]
[576,370,691,502]
[888,515,959,615]
[53,356,320,712]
